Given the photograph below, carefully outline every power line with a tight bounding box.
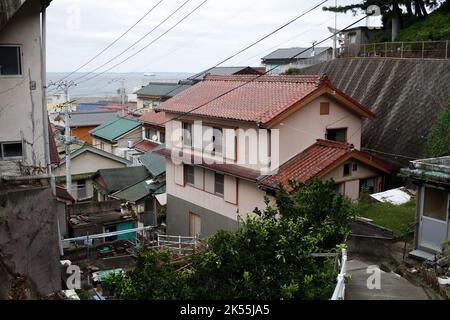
[72,0,198,85]
[159,14,370,127]
[149,0,331,107]
[52,0,166,84]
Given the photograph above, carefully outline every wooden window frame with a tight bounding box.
[320,102,330,115]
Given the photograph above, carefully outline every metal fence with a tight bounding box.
[331,249,348,300]
[340,40,450,60]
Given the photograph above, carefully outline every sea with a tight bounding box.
[47,72,194,99]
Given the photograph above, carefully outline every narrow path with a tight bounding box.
[345,259,429,300]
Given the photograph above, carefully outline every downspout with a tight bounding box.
[41,1,55,193]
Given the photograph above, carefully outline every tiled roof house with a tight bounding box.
[155,74,391,237]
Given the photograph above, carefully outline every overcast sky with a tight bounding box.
[46,0,373,74]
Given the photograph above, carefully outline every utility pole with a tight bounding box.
[333,0,337,59]
[48,80,77,196]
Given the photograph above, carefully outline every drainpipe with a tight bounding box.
[41,2,51,175]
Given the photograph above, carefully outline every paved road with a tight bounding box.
[345,260,429,300]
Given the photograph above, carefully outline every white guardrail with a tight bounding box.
[331,249,348,300]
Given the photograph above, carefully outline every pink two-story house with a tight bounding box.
[156,74,391,237]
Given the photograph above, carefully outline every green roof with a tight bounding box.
[94,166,150,194]
[139,144,166,177]
[112,179,165,202]
[90,117,141,143]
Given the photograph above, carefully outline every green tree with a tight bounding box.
[425,104,450,157]
[106,179,355,300]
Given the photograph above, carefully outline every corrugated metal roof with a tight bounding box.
[69,110,118,127]
[262,47,332,61]
[112,179,165,203]
[139,144,166,177]
[93,166,150,194]
[90,117,141,143]
[134,82,191,97]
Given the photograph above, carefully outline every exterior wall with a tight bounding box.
[72,126,95,145]
[53,151,126,177]
[114,127,143,154]
[167,161,268,222]
[273,96,362,166]
[92,138,113,153]
[53,151,127,200]
[0,0,47,174]
[166,194,239,237]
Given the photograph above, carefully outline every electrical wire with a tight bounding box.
[52,0,166,84]
[73,0,201,85]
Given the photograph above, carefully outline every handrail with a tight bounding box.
[331,248,347,300]
[340,40,450,60]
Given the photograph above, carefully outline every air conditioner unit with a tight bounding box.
[128,140,133,148]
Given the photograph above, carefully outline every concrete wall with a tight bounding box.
[166,194,239,237]
[0,185,61,296]
[0,0,47,173]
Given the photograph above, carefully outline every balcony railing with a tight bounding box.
[339,40,450,60]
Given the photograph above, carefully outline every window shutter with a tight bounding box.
[224,176,238,204]
[174,164,184,186]
[320,102,330,115]
[224,128,237,161]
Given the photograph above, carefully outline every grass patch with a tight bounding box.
[358,201,416,237]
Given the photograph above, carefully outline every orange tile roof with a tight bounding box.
[260,139,391,192]
[139,110,166,127]
[156,74,374,125]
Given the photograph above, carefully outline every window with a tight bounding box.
[104,225,117,242]
[145,128,158,142]
[353,163,358,172]
[214,173,224,196]
[423,187,448,221]
[326,128,347,143]
[343,163,351,177]
[77,180,87,199]
[360,178,376,194]
[320,102,330,115]
[183,123,193,147]
[212,127,223,154]
[160,132,165,144]
[185,165,195,185]
[0,142,23,160]
[0,46,22,75]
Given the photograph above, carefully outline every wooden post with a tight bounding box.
[422,41,425,59]
[446,40,448,60]
[385,42,387,57]
[401,42,404,58]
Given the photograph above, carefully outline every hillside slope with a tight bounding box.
[301,58,450,167]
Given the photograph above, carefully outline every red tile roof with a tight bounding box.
[55,186,75,203]
[49,120,60,165]
[260,139,392,192]
[134,140,160,153]
[139,110,166,127]
[156,74,375,126]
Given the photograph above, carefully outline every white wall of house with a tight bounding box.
[0,0,47,174]
[167,161,269,221]
[53,151,127,200]
[273,96,362,165]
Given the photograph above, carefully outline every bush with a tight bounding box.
[106,179,355,300]
[425,104,450,157]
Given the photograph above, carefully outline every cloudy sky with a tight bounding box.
[46,0,373,74]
